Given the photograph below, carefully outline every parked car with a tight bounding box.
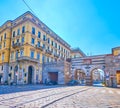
[46,81,57,85]
[67,80,79,86]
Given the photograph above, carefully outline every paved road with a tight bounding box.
[0,85,120,108]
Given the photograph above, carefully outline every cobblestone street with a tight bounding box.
[0,85,120,108]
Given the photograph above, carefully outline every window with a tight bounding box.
[30,51,34,58]
[43,44,45,49]
[12,41,14,46]
[22,26,25,33]
[1,66,3,71]
[16,51,18,59]
[17,39,19,43]
[10,66,12,70]
[31,38,35,44]
[32,27,35,35]
[48,46,49,50]
[48,38,50,44]
[47,57,49,62]
[51,48,53,53]
[42,55,45,63]
[11,52,14,60]
[59,45,60,50]
[21,37,24,43]
[55,43,57,48]
[38,31,41,38]
[66,50,67,54]
[13,31,15,37]
[55,50,57,55]
[4,33,6,39]
[51,41,54,46]
[64,49,65,53]
[37,41,40,47]
[17,29,20,35]
[37,53,40,60]
[61,47,63,51]
[2,53,4,61]
[43,35,46,41]
[4,42,6,47]
[20,50,24,56]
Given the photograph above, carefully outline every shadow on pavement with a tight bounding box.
[0,84,66,95]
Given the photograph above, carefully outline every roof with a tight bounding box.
[71,47,86,57]
[14,11,71,48]
[0,11,71,49]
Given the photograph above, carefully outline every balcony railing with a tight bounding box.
[46,49,52,55]
[12,43,23,48]
[17,56,39,63]
[54,54,60,58]
[36,45,43,51]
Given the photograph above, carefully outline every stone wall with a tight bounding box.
[42,61,71,84]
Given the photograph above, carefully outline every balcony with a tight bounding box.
[54,54,60,58]
[17,56,39,63]
[12,43,23,48]
[36,45,43,51]
[46,49,52,55]
[66,58,71,62]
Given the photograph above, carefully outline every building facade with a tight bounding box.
[0,11,72,85]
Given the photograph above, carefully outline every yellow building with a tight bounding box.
[0,11,71,84]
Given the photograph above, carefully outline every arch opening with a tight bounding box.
[74,69,86,85]
[91,68,105,86]
[28,66,34,84]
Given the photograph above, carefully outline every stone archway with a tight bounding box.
[74,69,86,85]
[28,66,34,84]
[91,68,105,86]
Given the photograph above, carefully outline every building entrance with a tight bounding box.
[28,66,34,84]
[91,69,105,86]
[48,72,58,84]
[74,69,85,84]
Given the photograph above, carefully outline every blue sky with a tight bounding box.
[0,0,120,55]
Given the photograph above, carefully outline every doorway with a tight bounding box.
[48,72,58,84]
[28,66,34,84]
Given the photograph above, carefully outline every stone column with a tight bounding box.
[33,67,36,84]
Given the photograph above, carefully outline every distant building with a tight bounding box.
[71,48,86,58]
